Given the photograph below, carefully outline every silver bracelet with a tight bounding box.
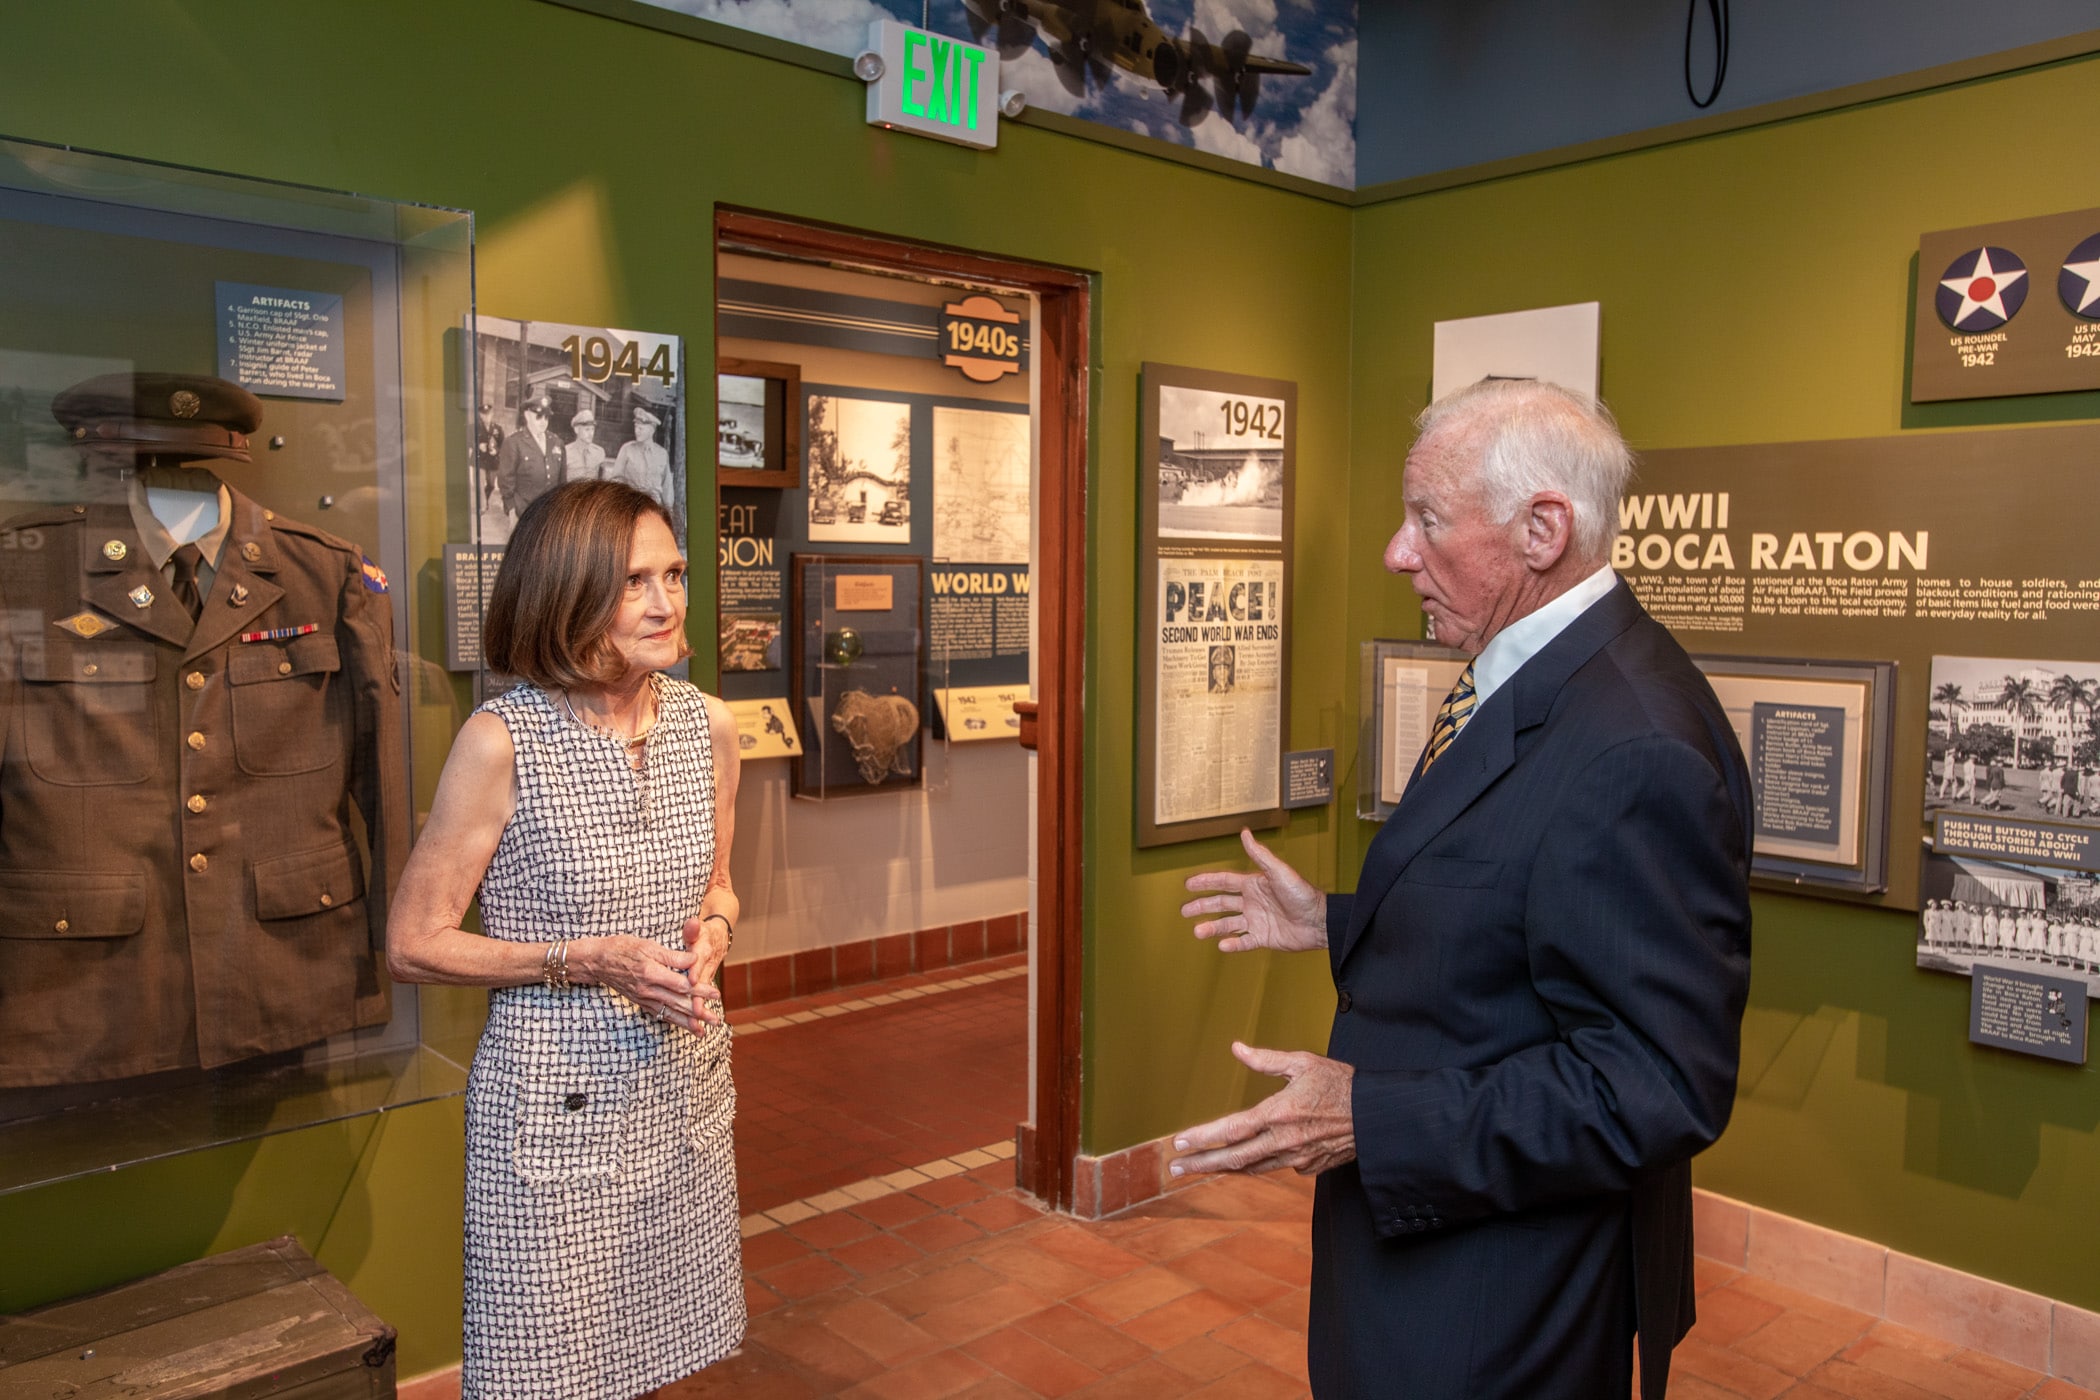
[541,939,571,992]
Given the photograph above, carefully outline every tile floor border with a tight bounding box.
[1693,1187,2100,1385]
[732,964,1027,1038]
[741,1139,1019,1237]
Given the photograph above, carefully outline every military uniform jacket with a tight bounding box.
[0,488,407,1086]
[495,427,561,516]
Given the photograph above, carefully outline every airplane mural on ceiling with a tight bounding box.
[960,0,1312,126]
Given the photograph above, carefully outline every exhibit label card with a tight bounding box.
[1969,965,2087,1064]
[217,281,345,401]
[725,697,802,760]
[1933,814,2097,870]
[1912,206,2100,402]
[933,684,1027,741]
[1750,702,1846,851]
[1283,749,1335,810]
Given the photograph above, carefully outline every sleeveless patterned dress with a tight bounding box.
[462,677,744,1400]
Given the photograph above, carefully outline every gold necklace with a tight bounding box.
[561,690,657,748]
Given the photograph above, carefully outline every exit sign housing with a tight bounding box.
[864,20,1000,150]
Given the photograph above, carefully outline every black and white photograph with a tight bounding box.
[1207,644,1236,693]
[717,373,766,469]
[1917,849,2100,999]
[807,392,912,544]
[932,404,1029,563]
[473,315,686,546]
[1156,381,1286,541]
[1925,655,2100,830]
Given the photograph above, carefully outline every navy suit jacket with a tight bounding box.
[1313,582,1751,1399]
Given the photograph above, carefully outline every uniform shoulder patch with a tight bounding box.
[360,556,389,593]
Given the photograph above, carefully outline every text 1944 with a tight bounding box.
[562,334,675,385]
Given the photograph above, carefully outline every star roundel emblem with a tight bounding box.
[169,389,203,419]
[2059,231,2100,321]
[1935,246,2028,332]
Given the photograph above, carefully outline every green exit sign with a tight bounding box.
[863,21,1001,150]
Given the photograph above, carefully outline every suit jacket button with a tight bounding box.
[1336,990,1353,1013]
[186,731,207,751]
[189,853,209,873]
[185,671,207,690]
[564,1092,587,1111]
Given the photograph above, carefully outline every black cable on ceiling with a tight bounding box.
[1685,0,1731,108]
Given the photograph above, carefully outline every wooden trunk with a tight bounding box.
[0,1236,396,1398]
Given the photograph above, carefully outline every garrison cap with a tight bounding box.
[52,372,264,464]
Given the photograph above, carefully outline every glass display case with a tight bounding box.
[0,137,478,1191]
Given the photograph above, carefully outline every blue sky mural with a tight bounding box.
[640,0,1357,187]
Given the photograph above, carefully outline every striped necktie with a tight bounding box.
[1421,663,1477,772]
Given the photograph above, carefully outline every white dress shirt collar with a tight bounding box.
[1469,564,1619,709]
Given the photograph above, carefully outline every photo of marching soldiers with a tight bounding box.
[472,316,685,546]
[1917,850,2100,998]
[1925,655,2100,830]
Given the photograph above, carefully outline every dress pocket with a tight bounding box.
[512,1071,631,1188]
[687,1031,737,1149]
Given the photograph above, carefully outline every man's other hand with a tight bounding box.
[1182,828,1327,953]
[1171,1042,1356,1178]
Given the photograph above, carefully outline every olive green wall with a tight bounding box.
[0,0,1350,1373]
[1348,54,2100,1308]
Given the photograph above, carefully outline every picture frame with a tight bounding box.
[716,356,800,488]
[1358,638,1474,823]
[790,553,925,799]
[1135,363,1296,849]
[1690,654,1898,895]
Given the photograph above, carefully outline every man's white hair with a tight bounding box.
[1413,379,1633,564]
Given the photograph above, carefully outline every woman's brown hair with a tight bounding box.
[482,480,687,688]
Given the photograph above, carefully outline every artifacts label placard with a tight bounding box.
[217,281,346,401]
[1912,206,2100,403]
[1969,966,2087,1064]
[1751,702,1846,849]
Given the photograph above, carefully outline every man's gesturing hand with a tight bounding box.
[1181,828,1327,953]
[1171,1042,1356,1179]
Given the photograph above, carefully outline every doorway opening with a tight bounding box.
[710,209,1087,1212]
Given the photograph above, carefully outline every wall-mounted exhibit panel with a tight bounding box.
[1615,423,2100,912]
[0,138,475,1192]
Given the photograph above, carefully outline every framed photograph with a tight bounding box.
[1923,655,2100,834]
[1135,363,1296,848]
[1359,639,1474,822]
[1691,655,1898,895]
[790,553,925,799]
[716,357,799,488]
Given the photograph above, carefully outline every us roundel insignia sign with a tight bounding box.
[2059,231,2100,320]
[1936,246,2029,332]
[936,295,1023,384]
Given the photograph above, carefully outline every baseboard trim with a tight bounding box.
[396,1367,460,1400]
[1692,1188,2100,1386]
[722,912,1027,1009]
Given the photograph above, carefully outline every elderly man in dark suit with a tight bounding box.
[1175,379,1752,1400]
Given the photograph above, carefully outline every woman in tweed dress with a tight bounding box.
[389,481,744,1399]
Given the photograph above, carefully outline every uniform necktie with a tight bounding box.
[1421,663,1477,772]
[169,543,205,621]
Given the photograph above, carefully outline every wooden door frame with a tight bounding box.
[713,208,1089,1210]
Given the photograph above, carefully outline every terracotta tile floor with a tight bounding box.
[699,960,2099,1400]
[730,955,1029,1214]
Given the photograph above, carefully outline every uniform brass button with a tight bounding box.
[185,671,206,690]
[186,731,207,751]
[264,510,275,521]
[277,660,293,676]
[563,1092,587,1111]
[101,539,127,562]
[54,919,69,934]
[186,794,207,814]
[80,662,98,677]
[319,893,333,907]
[242,541,263,562]
[189,853,209,873]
